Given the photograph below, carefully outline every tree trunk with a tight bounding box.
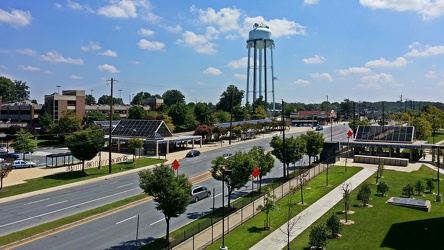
[82,160,85,172]
[165,216,170,242]
[227,189,232,208]
[259,175,263,192]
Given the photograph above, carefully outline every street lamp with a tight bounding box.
[436,145,441,202]
[221,169,232,250]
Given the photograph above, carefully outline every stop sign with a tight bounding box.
[172,159,180,170]
[347,130,353,138]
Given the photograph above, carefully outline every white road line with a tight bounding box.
[116,215,137,225]
[213,193,222,198]
[116,183,133,188]
[0,188,139,229]
[24,198,50,205]
[45,200,68,207]
[150,218,165,226]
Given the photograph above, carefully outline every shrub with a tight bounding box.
[426,178,435,193]
[357,183,371,206]
[414,180,425,196]
[309,223,328,249]
[402,183,414,198]
[376,182,390,196]
[326,213,341,237]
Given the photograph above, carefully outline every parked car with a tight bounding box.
[222,153,233,159]
[190,185,211,203]
[186,150,201,157]
[316,125,323,131]
[0,153,20,160]
[11,160,36,169]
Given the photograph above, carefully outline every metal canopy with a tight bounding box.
[355,125,414,143]
[111,120,172,138]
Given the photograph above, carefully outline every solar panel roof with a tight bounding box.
[355,125,414,143]
[111,120,172,138]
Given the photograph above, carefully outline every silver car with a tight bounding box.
[190,185,211,203]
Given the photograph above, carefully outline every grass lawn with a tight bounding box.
[291,165,444,250]
[0,157,166,199]
[427,131,444,144]
[204,166,362,250]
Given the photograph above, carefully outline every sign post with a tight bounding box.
[346,130,353,173]
[252,166,260,191]
[172,159,180,177]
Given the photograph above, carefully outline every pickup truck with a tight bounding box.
[11,160,36,169]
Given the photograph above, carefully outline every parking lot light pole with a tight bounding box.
[221,169,232,250]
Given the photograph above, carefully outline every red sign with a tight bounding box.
[347,130,353,138]
[172,159,180,170]
[252,166,260,178]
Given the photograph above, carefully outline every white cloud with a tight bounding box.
[356,82,381,89]
[98,0,137,18]
[0,73,13,79]
[359,0,444,20]
[228,57,250,69]
[311,72,333,81]
[130,60,142,65]
[290,79,311,86]
[70,74,82,80]
[55,3,63,9]
[81,41,101,51]
[304,0,320,4]
[361,73,394,83]
[337,67,371,76]
[203,67,222,75]
[40,51,83,64]
[191,5,241,32]
[138,28,155,36]
[19,65,40,71]
[425,70,436,78]
[67,0,94,13]
[17,48,37,56]
[163,24,182,33]
[177,31,217,54]
[405,42,444,57]
[365,57,408,67]
[302,55,325,64]
[100,50,117,57]
[234,73,246,79]
[0,8,32,28]
[97,64,119,73]
[138,39,165,50]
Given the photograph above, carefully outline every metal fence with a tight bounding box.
[149,163,329,250]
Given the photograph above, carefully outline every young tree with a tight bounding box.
[248,146,275,192]
[414,180,425,196]
[326,213,341,238]
[426,178,435,193]
[301,130,324,165]
[270,135,303,177]
[128,138,143,162]
[138,164,192,242]
[341,182,352,222]
[256,187,278,230]
[357,183,371,207]
[377,182,390,196]
[402,183,414,198]
[309,223,328,249]
[65,125,105,172]
[83,110,107,125]
[49,110,82,140]
[9,129,37,160]
[210,151,254,207]
[0,165,13,190]
[279,187,300,250]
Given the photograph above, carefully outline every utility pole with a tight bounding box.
[282,99,286,178]
[399,94,403,113]
[107,78,116,174]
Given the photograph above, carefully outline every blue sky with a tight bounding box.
[1,0,444,105]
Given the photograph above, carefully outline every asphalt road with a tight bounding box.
[5,125,350,249]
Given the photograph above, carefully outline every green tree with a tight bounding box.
[402,183,414,198]
[131,91,152,105]
[340,98,353,120]
[128,138,143,158]
[13,80,30,101]
[210,151,254,207]
[349,120,370,134]
[213,110,231,123]
[85,94,96,105]
[357,183,371,206]
[426,178,435,193]
[38,112,53,129]
[84,111,107,125]
[49,110,82,140]
[0,166,13,190]
[128,105,148,119]
[377,182,390,196]
[97,95,124,105]
[216,85,244,112]
[9,129,37,160]
[256,187,278,230]
[65,125,105,172]
[326,213,341,237]
[301,130,324,165]
[309,223,328,249]
[194,102,213,125]
[248,146,275,192]
[162,89,185,107]
[0,76,15,103]
[270,135,305,177]
[411,115,432,140]
[252,105,268,120]
[168,103,198,131]
[138,164,191,242]
[414,180,425,196]
[341,182,352,223]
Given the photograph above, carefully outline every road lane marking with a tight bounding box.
[116,215,137,225]
[0,188,139,229]
[45,200,68,207]
[24,198,50,205]
[116,183,133,189]
[150,218,165,226]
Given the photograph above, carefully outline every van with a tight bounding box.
[190,185,211,203]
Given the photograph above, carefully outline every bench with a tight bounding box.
[353,155,409,167]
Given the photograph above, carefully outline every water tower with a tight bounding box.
[246,23,276,111]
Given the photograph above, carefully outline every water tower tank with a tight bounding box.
[248,23,273,49]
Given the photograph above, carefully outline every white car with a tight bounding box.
[11,160,36,169]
